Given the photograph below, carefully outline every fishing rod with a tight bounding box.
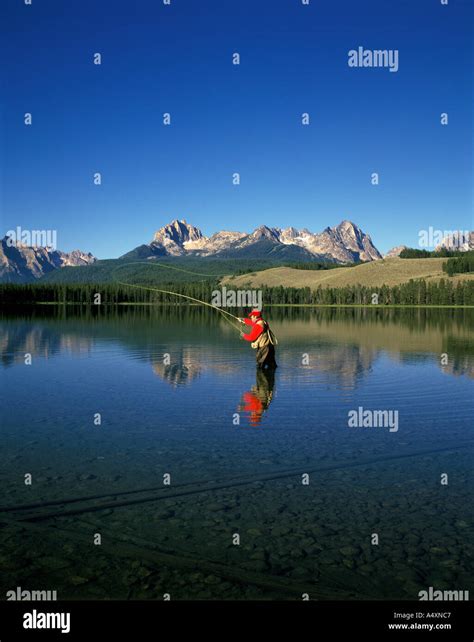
[111,262,243,332]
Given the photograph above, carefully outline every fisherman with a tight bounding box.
[238,309,278,369]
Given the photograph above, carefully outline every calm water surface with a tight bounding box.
[1,307,473,599]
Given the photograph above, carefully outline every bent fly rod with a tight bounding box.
[111,262,243,332]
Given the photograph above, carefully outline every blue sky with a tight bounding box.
[2,0,473,258]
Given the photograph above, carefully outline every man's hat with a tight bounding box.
[250,309,262,318]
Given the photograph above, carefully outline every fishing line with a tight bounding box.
[111,262,243,332]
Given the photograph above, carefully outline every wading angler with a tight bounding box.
[239,309,278,370]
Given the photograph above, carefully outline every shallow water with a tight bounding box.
[1,306,473,600]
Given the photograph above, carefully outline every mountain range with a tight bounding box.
[121,219,382,264]
[0,237,96,283]
[1,220,472,283]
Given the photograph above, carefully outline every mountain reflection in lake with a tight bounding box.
[0,306,473,600]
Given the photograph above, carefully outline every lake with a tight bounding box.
[1,306,473,600]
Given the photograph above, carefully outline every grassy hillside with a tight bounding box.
[223,257,474,289]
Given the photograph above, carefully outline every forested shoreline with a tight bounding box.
[1,278,473,306]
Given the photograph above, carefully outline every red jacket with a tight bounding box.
[243,318,265,342]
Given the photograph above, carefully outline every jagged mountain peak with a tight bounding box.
[250,225,280,240]
[336,219,355,229]
[385,245,408,258]
[0,236,96,283]
[281,226,299,237]
[334,220,364,239]
[153,219,203,243]
[150,219,204,255]
[123,217,383,264]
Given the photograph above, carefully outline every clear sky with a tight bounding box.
[2,0,473,258]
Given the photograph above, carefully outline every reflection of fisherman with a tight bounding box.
[238,309,278,370]
[239,368,275,426]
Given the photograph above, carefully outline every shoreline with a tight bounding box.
[1,302,473,310]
